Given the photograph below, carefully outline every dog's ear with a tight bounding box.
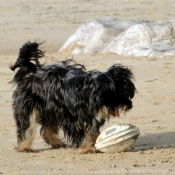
[89,73,116,108]
[107,64,136,99]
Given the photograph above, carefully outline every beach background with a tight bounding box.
[0,0,175,174]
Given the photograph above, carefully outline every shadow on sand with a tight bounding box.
[21,131,175,153]
[130,131,175,152]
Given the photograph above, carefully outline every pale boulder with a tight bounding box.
[104,21,175,57]
[59,18,175,57]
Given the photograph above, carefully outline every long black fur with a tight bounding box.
[10,41,136,151]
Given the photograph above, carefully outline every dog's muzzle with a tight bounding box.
[111,108,120,117]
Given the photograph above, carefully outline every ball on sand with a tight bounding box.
[95,124,140,153]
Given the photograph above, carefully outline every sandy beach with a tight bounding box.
[0,0,175,174]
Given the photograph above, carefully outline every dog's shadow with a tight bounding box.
[130,131,175,152]
[31,131,175,153]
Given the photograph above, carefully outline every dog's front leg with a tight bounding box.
[78,131,101,154]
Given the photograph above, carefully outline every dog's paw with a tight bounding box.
[51,143,65,149]
[16,147,35,153]
[78,146,102,154]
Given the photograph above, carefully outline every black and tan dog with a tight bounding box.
[10,41,136,153]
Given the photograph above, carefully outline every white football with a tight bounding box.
[95,124,140,153]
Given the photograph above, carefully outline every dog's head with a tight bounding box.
[89,64,136,119]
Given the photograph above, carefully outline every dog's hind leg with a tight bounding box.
[16,112,36,152]
[40,124,64,149]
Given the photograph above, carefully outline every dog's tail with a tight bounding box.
[10,41,45,83]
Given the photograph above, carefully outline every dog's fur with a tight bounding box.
[10,41,136,153]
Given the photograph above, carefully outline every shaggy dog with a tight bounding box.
[10,41,136,153]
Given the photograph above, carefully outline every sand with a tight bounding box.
[0,0,175,174]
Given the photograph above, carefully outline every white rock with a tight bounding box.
[59,18,121,54]
[104,21,175,57]
[59,17,148,54]
[59,17,175,57]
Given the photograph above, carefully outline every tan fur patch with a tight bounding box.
[25,112,36,142]
[41,126,64,148]
[97,106,111,120]
[85,132,99,146]
[17,111,36,152]
[78,131,100,153]
[17,140,33,152]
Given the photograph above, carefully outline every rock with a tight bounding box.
[59,17,149,54]
[59,17,120,54]
[59,17,175,57]
[104,21,175,57]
